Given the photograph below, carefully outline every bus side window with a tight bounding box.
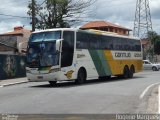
[135,40,141,51]
[77,32,90,49]
[90,34,100,49]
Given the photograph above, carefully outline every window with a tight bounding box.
[76,31,141,51]
[61,31,74,67]
[90,34,101,49]
[77,32,90,49]
[123,30,126,35]
[110,28,113,32]
[100,36,113,49]
[29,31,61,42]
[109,36,123,50]
[134,40,141,51]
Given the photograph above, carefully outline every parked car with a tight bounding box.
[143,60,160,71]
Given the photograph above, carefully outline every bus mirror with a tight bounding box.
[21,50,26,53]
[56,39,63,52]
[18,41,28,54]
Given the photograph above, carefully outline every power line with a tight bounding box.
[39,0,46,7]
[0,18,30,21]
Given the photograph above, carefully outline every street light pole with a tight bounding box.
[32,0,36,32]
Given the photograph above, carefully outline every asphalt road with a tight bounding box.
[0,71,159,114]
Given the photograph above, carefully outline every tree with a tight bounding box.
[27,0,95,29]
[145,31,160,61]
[147,31,158,45]
[154,35,160,55]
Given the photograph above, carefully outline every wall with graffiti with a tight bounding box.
[0,54,26,80]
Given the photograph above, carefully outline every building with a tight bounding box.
[0,26,31,54]
[80,21,132,36]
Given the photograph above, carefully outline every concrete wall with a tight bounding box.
[0,54,26,80]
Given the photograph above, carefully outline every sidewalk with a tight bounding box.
[146,85,159,113]
[159,86,160,114]
[0,77,28,87]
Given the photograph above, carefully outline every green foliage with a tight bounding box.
[146,31,160,55]
[27,0,95,29]
[154,38,160,55]
[147,31,158,44]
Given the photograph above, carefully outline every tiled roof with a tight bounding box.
[80,21,132,31]
[0,26,31,36]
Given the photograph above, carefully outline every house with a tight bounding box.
[0,26,31,54]
[80,21,132,36]
[141,39,150,50]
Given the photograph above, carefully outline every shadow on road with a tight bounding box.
[29,75,145,88]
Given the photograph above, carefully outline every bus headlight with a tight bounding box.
[49,68,60,73]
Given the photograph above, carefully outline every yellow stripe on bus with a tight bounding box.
[103,50,143,75]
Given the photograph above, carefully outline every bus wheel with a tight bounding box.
[117,75,124,79]
[76,68,86,84]
[129,66,134,78]
[49,81,57,86]
[106,75,111,79]
[98,76,106,81]
[123,66,129,79]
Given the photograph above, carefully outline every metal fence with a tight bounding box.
[0,54,26,80]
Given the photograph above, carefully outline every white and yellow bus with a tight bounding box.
[26,28,143,85]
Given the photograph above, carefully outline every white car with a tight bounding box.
[143,60,160,71]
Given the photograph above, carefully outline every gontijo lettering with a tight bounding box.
[115,52,131,58]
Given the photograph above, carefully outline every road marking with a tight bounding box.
[0,85,3,88]
[140,82,160,99]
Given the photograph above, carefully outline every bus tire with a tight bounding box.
[123,66,129,79]
[129,66,134,78]
[117,75,122,79]
[75,68,86,84]
[106,75,111,80]
[98,76,104,80]
[49,81,57,86]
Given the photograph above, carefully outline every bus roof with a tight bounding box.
[32,28,77,34]
[32,28,140,40]
[78,29,140,40]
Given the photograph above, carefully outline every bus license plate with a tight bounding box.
[37,76,43,79]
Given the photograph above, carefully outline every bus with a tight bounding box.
[26,28,143,85]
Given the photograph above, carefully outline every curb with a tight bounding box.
[140,82,160,99]
[0,81,28,87]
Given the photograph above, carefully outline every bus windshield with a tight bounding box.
[27,42,59,67]
[29,31,61,42]
[27,31,61,68]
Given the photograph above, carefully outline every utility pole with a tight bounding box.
[133,0,153,39]
[32,0,36,32]
[133,0,154,61]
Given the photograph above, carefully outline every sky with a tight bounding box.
[0,0,160,35]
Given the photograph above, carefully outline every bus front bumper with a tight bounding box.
[26,72,61,82]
